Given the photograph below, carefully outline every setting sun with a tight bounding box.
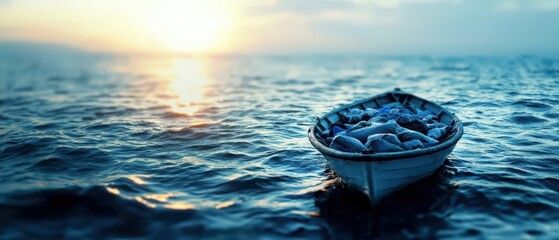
[142,1,234,53]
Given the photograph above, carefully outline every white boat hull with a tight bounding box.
[322,144,456,203]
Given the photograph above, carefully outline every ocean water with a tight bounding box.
[0,46,558,239]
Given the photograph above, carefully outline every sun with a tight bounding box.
[143,1,233,53]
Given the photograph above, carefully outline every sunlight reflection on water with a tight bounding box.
[109,57,211,116]
[126,175,148,185]
[164,201,196,210]
[166,58,209,116]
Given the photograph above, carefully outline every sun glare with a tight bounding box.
[143,1,233,53]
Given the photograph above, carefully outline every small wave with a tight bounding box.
[543,112,559,118]
[539,177,559,193]
[511,100,552,110]
[31,156,66,172]
[85,123,114,130]
[506,139,542,146]
[46,76,65,82]
[429,64,471,72]
[106,177,154,194]
[54,146,110,160]
[210,151,253,161]
[149,127,194,140]
[84,122,134,131]
[14,86,34,92]
[211,175,291,195]
[0,138,57,159]
[509,115,547,124]
[33,122,60,130]
[161,111,190,118]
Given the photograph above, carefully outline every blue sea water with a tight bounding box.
[0,45,558,239]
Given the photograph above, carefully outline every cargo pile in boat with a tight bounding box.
[319,102,451,153]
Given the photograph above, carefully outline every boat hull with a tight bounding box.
[322,143,456,203]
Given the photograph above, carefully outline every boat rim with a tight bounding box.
[308,89,464,162]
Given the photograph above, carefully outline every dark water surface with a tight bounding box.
[1,47,558,239]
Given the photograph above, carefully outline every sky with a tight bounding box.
[0,0,558,55]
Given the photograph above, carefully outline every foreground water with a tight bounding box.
[0,46,558,239]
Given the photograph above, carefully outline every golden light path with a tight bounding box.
[109,56,211,116]
[166,58,210,116]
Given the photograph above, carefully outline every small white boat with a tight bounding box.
[308,88,463,204]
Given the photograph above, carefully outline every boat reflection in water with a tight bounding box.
[315,157,459,239]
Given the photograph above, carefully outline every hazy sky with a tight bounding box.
[0,0,558,55]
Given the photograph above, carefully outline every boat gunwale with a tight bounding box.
[308,89,463,162]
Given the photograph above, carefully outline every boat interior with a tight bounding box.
[312,90,461,150]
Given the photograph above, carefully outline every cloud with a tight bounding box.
[495,0,559,11]
[366,0,453,8]
[531,0,559,11]
[496,0,520,11]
